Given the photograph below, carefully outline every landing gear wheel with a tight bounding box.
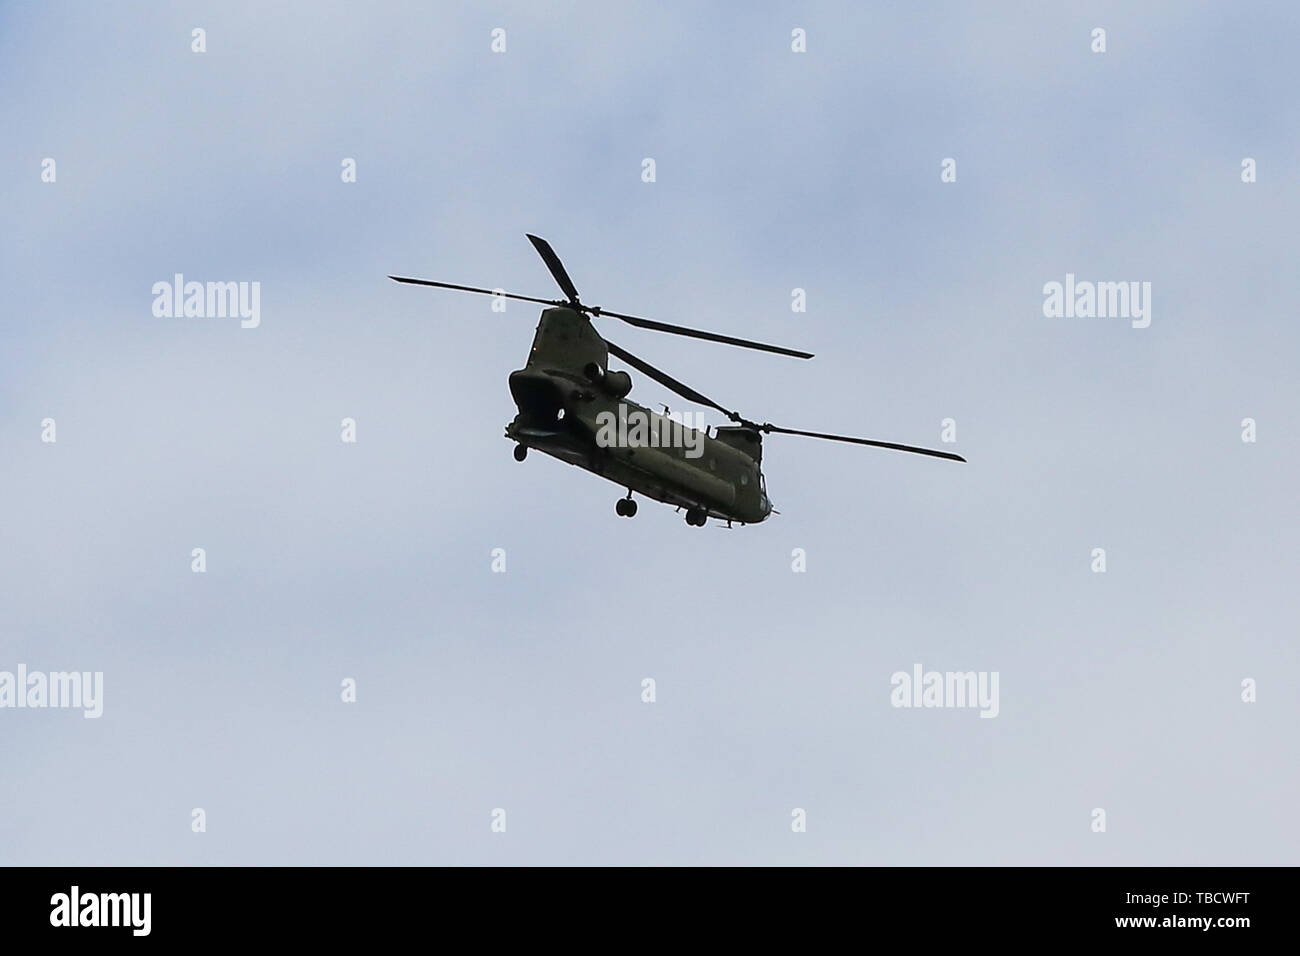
[513,444,528,462]
[625,499,637,517]
[615,498,628,517]
[686,508,706,526]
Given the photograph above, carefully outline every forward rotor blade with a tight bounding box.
[525,234,581,303]
[761,425,966,462]
[603,340,738,420]
[387,276,559,309]
[598,307,813,359]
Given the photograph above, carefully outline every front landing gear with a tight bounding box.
[615,494,638,518]
[685,508,707,527]
[513,444,528,462]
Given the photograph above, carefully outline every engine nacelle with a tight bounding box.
[584,363,633,399]
[603,369,633,398]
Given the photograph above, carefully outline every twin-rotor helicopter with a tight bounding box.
[390,235,963,527]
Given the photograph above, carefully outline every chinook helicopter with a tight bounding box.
[390,235,964,527]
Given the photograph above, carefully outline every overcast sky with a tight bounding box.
[2,1,1296,865]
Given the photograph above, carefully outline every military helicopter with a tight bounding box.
[390,235,964,527]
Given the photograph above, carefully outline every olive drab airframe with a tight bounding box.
[389,235,963,527]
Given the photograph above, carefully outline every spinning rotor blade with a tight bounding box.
[759,425,966,462]
[603,340,740,420]
[596,307,813,359]
[387,276,560,309]
[525,233,813,359]
[525,233,582,304]
[604,338,965,463]
[393,235,812,357]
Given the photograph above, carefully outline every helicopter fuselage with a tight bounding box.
[392,232,962,526]
[504,308,772,525]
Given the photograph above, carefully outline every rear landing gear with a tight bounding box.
[513,444,528,462]
[615,495,638,518]
[685,508,706,527]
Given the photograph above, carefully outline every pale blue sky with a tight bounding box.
[1,1,1296,864]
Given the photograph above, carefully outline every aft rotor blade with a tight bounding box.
[597,307,813,359]
[525,234,581,303]
[603,340,738,420]
[761,425,966,462]
[387,276,559,309]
